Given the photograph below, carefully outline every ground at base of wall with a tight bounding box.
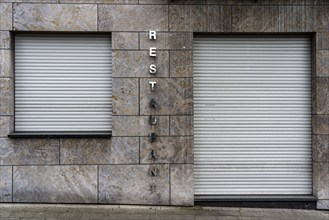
[0,204,328,220]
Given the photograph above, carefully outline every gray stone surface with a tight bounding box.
[313,115,329,134]
[317,51,329,77]
[232,6,279,32]
[306,6,329,32]
[112,116,169,136]
[313,135,329,163]
[0,3,12,30]
[170,116,193,136]
[13,165,97,203]
[140,136,193,164]
[208,0,306,4]
[0,31,10,49]
[60,137,139,164]
[13,3,97,31]
[0,50,13,78]
[317,33,329,50]
[0,166,12,202]
[170,164,193,206]
[140,78,193,115]
[0,138,59,165]
[139,32,192,50]
[112,32,139,50]
[4,0,57,2]
[170,51,192,77]
[279,5,305,32]
[316,77,329,114]
[112,78,139,115]
[0,77,13,115]
[317,200,329,210]
[0,116,13,137]
[99,5,168,31]
[314,162,329,199]
[60,0,138,3]
[99,165,169,205]
[112,51,169,77]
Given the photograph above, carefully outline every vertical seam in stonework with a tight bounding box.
[97,165,99,203]
[59,139,61,165]
[11,3,14,32]
[96,4,99,32]
[11,165,13,202]
[138,137,141,164]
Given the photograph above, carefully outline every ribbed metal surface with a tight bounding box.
[193,37,312,196]
[15,35,112,131]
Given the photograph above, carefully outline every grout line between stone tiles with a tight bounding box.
[97,4,99,32]
[58,139,61,165]
[139,136,141,164]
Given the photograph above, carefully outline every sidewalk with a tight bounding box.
[0,204,328,220]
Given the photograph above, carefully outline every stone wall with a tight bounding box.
[0,0,328,209]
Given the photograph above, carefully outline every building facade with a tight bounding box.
[0,0,328,210]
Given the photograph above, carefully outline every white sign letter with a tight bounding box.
[149,81,157,91]
[149,64,157,74]
[149,47,156,57]
[149,31,156,40]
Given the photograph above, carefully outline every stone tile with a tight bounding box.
[99,5,168,31]
[317,51,329,77]
[317,200,329,210]
[13,3,97,31]
[140,78,193,115]
[169,5,190,32]
[112,32,139,50]
[313,115,329,134]
[0,116,13,137]
[112,78,139,115]
[0,77,13,115]
[60,0,137,2]
[170,51,192,78]
[208,0,305,3]
[99,165,169,205]
[0,50,13,78]
[305,6,329,32]
[313,162,329,199]
[279,6,305,32]
[202,5,232,32]
[170,116,193,136]
[317,33,329,50]
[0,31,10,49]
[4,0,57,2]
[171,0,205,3]
[232,6,279,32]
[139,0,168,4]
[0,3,12,30]
[112,51,169,77]
[139,32,192,50]
[313,135,329,163]
[112,116,169,136]
[140,136,193,164]
[0,166,12,202]
[315,77,329,114]
[170,164,193,206]
[13,165,97,203]
[0,138,59,165]
[60,137,139,165]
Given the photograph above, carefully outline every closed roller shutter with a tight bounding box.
[15,35,112,132]
[193,36,312,198]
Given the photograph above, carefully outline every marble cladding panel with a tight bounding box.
[169,5,232,32]
[316,77,329,114]
[313,135,329,163]
[317,51,329,77]
[305,6,329,32]
[60,137,139,165]
[0,50,13,78]
[232,6,279,32]
[112,116,169,136]
[0,116,13,137]
[140,136,193,164]
[139,32,192,50]
[112,32,139,50]
[0,77,13,115]
[112,51,169,77]
[279,6,305,32]
[170,51,193,77]
[13,3,97,31]
[99,165,169,205]
[0,31,11,49]
[140,78,193,115]
[313,162,329,199]
[112,78,139,115]
[13,165,97,203]
[0,166,12,202]
[170,116,193,136]
[317,200,329,210]
[98,5,168,31]
[313,115,329,134]
[317,33,329,50]
[0,138,59,165]
[0,3,12,30]
[170,164,193,206]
